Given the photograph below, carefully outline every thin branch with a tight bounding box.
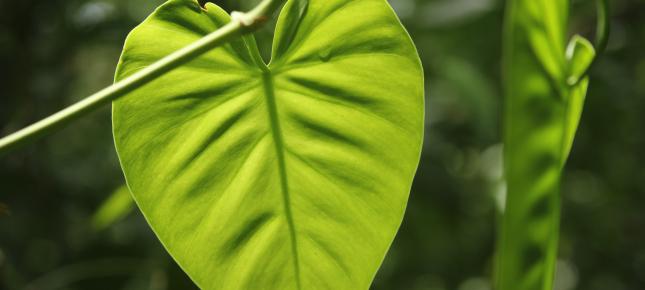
[595,0,610,55]
[0,0,286,157]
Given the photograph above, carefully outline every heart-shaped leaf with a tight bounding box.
[112,0,423,289]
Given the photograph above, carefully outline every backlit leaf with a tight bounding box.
[562,35,594,165]
[112,0,423,289]
[498,0,595,289]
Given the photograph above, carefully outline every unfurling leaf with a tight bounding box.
[112,0,423,289]
[561,35,595,163]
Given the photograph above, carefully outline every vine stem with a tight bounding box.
[567,0,610,86]
[595,0,609,55]
[0,0,285,157]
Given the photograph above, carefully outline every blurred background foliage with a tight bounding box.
[0,0,644,289]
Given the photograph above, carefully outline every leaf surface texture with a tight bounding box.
[112,0,424,289]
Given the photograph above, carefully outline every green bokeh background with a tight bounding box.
[0,0,643,289]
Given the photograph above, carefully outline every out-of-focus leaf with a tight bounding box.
[562,36,595,165]
[437,57,498,141]
[112,0,423,289]
[566,35,595,84]
[91,185,134,231]
[498,0,595,290]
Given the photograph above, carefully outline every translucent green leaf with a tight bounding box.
[91,185,134,231]
[112,0,423,289]
[498,1,594,290]
[562,35,595,166]
[565,35,595,85]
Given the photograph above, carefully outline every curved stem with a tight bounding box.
[568,0,610,86]
[595,0,609,55]
[0,0,285,157]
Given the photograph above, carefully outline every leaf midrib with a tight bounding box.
[241,17,305,286]
[260,69,302,289]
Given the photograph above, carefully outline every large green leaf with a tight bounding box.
[497,0,595,290]
[112,0,423,289]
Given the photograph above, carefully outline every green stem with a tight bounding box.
[0,0,285,157]
[595,0,609,55]
[567,0,610,86]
